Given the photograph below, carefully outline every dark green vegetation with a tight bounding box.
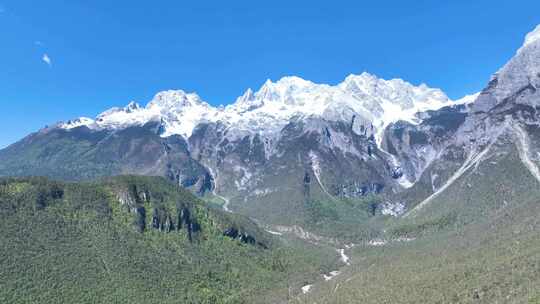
[302,195,386,242]
[0,176,338,304]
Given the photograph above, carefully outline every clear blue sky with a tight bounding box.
[1,0,539,148]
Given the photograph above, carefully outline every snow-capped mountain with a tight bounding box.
[53,72,473,222]
[3,24,540,227]
[61,72,464,146]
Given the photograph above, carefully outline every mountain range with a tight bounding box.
[1,23,540,304]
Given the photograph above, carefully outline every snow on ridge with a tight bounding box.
[61,117,95,129]
[454,92,480,105]
[521,24,540,50]
[59,73,463,142]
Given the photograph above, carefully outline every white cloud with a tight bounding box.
[42,53,52,66]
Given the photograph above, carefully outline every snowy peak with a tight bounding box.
[249,76,320,104]
[267,76,316,91]
[338,72,449,109]
[237,88,255,103]
[231,72,451,120]
[234,88,263,112]
[147,90,207,110]
[60,117,95,129]
[59,73,466,143]
[521,24,540,50]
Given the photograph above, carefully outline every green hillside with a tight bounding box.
[297,147,540,303]
[0,176,338,304]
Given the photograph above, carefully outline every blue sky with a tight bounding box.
[1,0,539,148]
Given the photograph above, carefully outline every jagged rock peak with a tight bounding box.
[339,72,450,107]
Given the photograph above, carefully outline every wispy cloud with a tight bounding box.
[42,53,52,66]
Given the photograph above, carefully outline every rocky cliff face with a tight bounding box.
[109,176,270,247]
